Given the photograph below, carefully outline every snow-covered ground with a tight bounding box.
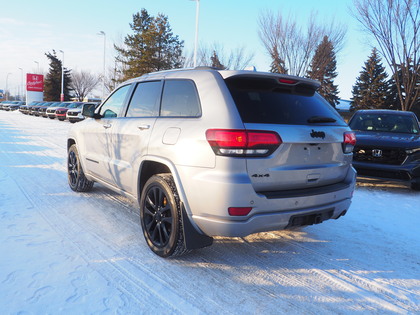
[0,110,419,315]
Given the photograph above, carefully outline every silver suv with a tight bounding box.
[67,68,356,257]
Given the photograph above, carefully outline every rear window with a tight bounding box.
[225,77,345,126]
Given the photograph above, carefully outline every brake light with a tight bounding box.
[343,131,356,154]
[228,207,253,216]
[279,78,298,84]
[206,129,282,157]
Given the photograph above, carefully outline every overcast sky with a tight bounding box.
[1,0,374,100]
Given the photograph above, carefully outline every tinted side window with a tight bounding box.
[160,80,201,117]
[99,84,131,118]
[126,81,161,117]
[225,77,345,126]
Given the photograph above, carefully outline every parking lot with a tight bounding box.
[0,110,419,314]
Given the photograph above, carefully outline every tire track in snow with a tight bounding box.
[184,231,414,314]
[1,115,200,313]
[34,187,221,314]
[1,128,237,314]
[231,231,416,314]
[273,231,420,312]
[1,148,203,313]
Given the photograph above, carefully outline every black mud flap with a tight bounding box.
[286,209,334,228]
[181,205,213,250]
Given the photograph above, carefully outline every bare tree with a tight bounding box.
[184,43,254,70]
[103,59,128,94]
[353,0,420,112]
[107,34,130,92]
[258,10,346,77]
[70,70,101,101]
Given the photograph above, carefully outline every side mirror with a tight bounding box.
[82,103,98,118]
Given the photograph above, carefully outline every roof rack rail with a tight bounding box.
[193,66,224,70]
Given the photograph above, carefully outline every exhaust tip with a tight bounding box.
[336,210,347,220]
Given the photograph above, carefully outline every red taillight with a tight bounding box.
[343,131,356,154]
[206,130,247,148]
[279,78,298,84]
[206,129,282,157]
[228,207,253,216]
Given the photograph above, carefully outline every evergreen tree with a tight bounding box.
[307,36,339,107]
[350,48,389,111]
[115,9,184,81]
[387,62,419,112]
[210,51,225,69]
[269,46,288,74]
[386,75,402,111]
[44,50,72,101]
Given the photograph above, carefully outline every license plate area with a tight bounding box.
[287,209,334,228]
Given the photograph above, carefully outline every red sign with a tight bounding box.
[26,73,44,92]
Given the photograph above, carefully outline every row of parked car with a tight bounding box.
[0,101,26,111]
[0,100,98,123]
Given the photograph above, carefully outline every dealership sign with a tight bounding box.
[26,73,44,92]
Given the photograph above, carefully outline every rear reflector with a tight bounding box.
[228,207,253,216]
[206,129,282,157]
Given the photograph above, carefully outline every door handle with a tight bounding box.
[137,124,150,130]
[103,123,112,129]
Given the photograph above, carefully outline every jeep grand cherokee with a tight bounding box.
[67,68,356,257]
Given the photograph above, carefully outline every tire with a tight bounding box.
[140,174,188,258]
[67,144,94,192]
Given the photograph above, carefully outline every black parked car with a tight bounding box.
[19,101,38,114]
[348,110,420,190]
[36,102,58,117]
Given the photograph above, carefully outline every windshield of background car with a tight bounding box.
[68,102,83,108]
[225,76,346,126]
[349,113,420,134]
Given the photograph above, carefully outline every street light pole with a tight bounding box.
[5,73,11,101]
[98,31,106,100]
[191,0,200,68]
[18,67,23,101]
[59,50,64,101]
[34,61,39,73]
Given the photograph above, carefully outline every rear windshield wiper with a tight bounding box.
[307,116,337,123]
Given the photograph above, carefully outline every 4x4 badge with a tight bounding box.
[310,130,325,139]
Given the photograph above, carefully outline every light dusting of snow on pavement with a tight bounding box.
[0,110,419,314]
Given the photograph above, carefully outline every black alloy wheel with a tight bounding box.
[140,174,188,257]
[67,144,94,192]
[144,185,173,247]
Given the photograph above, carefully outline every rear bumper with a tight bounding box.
[192,198,351,237]
[181,166,356,237]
